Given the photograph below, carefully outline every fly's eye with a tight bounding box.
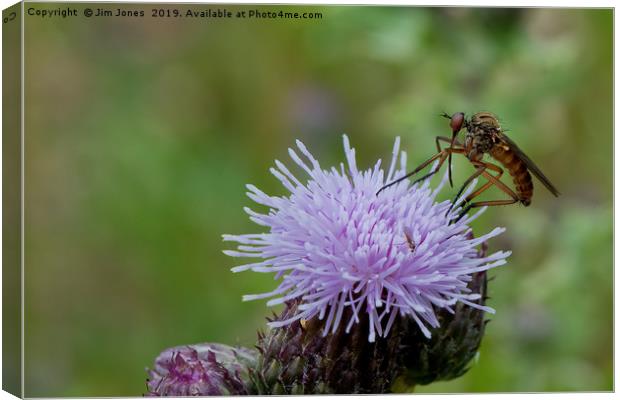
[450,112,465,133]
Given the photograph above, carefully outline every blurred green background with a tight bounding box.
[22,5,612,396]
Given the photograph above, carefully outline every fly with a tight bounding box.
[377,112,560,221]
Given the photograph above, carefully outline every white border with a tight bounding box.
[0,1,615,400]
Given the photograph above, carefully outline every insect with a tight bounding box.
[404,232,416,252]
[378,112,560,220]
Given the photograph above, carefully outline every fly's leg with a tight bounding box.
[435,136,463,151]
[456,199,518,223]
[376,139,464,195]
[435,136,463,188]
[410,147,466,186]
[452,161,520,222]
[447,161,505,215]
[410,136,465,186]
[466,162,518,203]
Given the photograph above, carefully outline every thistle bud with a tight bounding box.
[146,343,256,396]
[398,270,490,386]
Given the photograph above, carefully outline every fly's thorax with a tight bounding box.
[464,112,502,159]
[470,112,501,130]
[465,127,495,159]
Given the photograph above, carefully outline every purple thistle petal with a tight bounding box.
[224,135,509,342]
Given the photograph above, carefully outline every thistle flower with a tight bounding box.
[146,343,256,396]
[224,136,510,342]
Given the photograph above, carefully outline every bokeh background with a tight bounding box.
[21,5,612,396]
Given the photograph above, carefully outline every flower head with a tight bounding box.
[224,136,510,342]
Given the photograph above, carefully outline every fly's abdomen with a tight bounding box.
[491,147,533,206]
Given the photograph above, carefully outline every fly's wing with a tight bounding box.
[499,133,560,197]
